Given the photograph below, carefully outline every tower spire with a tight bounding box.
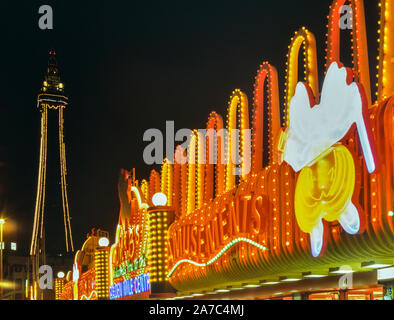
[29,50,74,300]
[41,49,65,94]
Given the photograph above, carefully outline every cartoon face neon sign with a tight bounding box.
[283,62,375,257]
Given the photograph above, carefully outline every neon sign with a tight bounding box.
[109,170,151,297]
[168,192,267,262]
[117,0,393,294]
[113,257,147,279]
[283,62,376,257]
[109,273,151,300]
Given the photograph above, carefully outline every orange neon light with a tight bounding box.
[161,158,173,206]
[149,169,160,201]
[174,145,188,217]
[326,0,371,105]
[106,0,393,294]
[377,0,394,101]
[205,111,225,199]
[225,89,250,191]
[252,62,281,172]
[284,27,319,126]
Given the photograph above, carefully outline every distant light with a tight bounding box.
[57,271,65,278]
[98,237,109,247]
[215,289,230,293]
[0,281,16,289]
[329,267,354,274]
[261,281,280,285]
[10,242,17,251]
[388,211,394,217]
[365,263,392,269]
[0,242,4,250]
[280,277,301,282]
[302,272,327,278]
[192,293,204,296]
[362,261,392,269]
[0,219,4,225]
[303,274,327,278]
[152,192,167,206]
[330,270,354,274]
[377,267,394,281]
[242,284,261,288]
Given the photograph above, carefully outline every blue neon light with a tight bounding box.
[109,273,151,300]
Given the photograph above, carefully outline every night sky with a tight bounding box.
[0,0,379,255]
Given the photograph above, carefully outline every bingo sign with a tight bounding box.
[109,273,151,300]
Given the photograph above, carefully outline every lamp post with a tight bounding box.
[148,193,176,299]
[0,218,4,298]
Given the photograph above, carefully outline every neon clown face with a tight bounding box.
[283,62,375,257]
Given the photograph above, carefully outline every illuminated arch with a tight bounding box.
[149,169,160,201]
[205,111,225,200]
[174,145,187,217]
[161,158,173,206]
[252,62,281,173]
[140,179,149,203]
[377,0,394,101]
[225,89,250,191]
[186,130,205,214]
[284,27,319,127]
[326,0,371,105]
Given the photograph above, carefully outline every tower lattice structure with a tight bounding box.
[29,50,74,299]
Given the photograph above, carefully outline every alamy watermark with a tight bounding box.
[38,5,53,30]
[338,265,354,290]
[143,121,251,176]
[38,265,53,290]
[339,5,353,30]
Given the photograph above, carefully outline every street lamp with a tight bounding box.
[0,218,5,298]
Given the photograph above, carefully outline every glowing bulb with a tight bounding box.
[57,271,65,278]
[98,237,109,247]
[152,192,167,206]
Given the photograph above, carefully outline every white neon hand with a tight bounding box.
[338,202,360,234]
[355,116,375,173]
[283,62,375,173]
[310,219,324,257]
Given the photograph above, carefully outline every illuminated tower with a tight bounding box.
[29,50,74,299]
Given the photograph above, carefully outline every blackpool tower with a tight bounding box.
[29,50,74,299]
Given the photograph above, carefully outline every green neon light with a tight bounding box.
[166,237,268,278]
[113,256,147,279]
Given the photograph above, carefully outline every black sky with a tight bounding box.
[0,0,380,255]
